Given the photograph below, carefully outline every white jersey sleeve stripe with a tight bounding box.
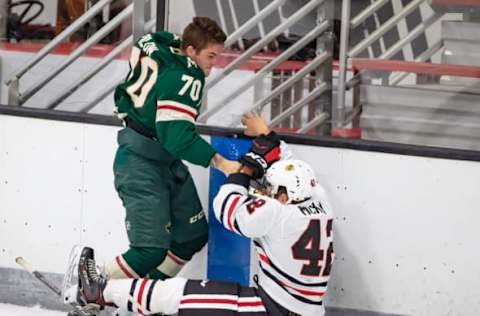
[227,194,253,234]
[218,192,243,228]
[226,195,242,231]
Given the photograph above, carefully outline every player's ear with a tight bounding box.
[185,45,196,57]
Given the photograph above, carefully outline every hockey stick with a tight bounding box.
[15,256,92,316]
[15,257,62,296]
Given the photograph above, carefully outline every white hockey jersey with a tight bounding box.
[213,147,334,316]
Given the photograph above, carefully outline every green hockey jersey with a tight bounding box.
[114,32,216,167]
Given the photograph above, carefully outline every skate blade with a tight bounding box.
[62,244,85,305]
[67,303,102,316]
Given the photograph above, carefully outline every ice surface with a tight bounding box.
[0,303,65,316]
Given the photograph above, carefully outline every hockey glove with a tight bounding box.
[239,131,281,179]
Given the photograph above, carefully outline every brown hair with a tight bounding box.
[181,17,227,51]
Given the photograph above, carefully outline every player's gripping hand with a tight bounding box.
[241,112,270,137]
[239,131,281,179]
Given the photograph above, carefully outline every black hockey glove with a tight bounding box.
[239,131,281,179]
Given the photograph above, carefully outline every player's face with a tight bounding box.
[264,182,289,204]
[192,43,224,76]
[255,184,289,204]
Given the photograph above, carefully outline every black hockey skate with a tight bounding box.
[77,246,107,306]
[64,246,108,316]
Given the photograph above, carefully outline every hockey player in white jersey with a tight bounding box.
[69,113,334,316]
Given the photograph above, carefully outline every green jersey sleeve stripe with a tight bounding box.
[156,107,195,124]
[156,100,198,116]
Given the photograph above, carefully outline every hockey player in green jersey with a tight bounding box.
[106,17,241,281]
